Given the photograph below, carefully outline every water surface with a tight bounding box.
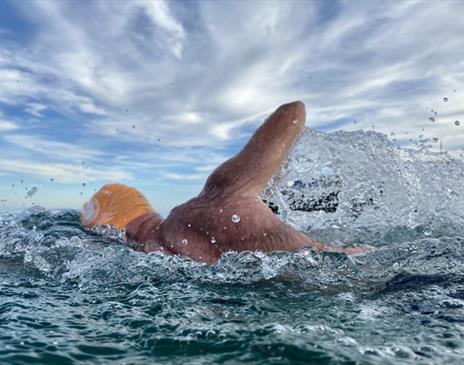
[1,129,464,364]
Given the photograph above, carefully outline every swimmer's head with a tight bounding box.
[80,183,154,229]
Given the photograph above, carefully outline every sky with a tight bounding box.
[0,0,463,216]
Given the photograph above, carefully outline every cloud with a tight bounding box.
[138,0,186,58]
[0,0,463,209]
[0,158,131,183]
[0,119,18,131]
[24,102,47,117]
[2,134,102,162]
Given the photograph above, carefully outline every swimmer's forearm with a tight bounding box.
[303,234,374,256]
[201,101,306,197]
[315,242,375,255]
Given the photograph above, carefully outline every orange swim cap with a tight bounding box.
[80,183,154,229]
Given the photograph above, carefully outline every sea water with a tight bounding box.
[1,129,463,364]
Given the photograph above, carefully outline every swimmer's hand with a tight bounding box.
[318,243,376,256]
[341,244,376,256]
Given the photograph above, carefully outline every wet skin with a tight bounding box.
[124,101,371,263]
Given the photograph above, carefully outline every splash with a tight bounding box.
[263,128,464,245]
[1,130,464,365]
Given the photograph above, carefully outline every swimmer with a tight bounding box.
[81,101,372,263]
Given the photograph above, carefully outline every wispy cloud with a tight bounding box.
[3,134,102,162]
[0,0,463,210]
[0,119,17,131]
[0,158,131,183]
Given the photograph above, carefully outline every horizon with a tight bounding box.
[0,0,463,216]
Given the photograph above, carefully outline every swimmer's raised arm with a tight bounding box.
[201,101,306,198]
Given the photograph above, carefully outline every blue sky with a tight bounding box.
[0,0,463,215]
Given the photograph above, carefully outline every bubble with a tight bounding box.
[82,183,86,187]
[50,178,54,182]
[231,214,241,223]
[210,237,216,244]
[132,125,135,129]
[443,97,448,102]
[187,223,191,228]
[429,117,436,122]
[433,137,439,143]
[455,120,460,126]
[181,239,188,245]
[292,120,297,124]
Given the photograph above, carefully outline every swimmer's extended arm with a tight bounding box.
[201,101,306,197]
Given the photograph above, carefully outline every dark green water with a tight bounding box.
[1,208,464,365]
[1,130,464,364]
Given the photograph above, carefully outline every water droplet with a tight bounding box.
[181,239,188,245]
[82,182,86,187]
[187,223,191,228]
[455,120,460,126]
[219,208,223,213]
[353,120,357,124]
[231,214,241,223]
[292,120,297,124]
[132,125,135,129]
[50,178,54,182]
[429,117,436,122]
[210,237,216,244]
[443,97,448,102]
[433,137,439,143]
[27,186,38,197]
